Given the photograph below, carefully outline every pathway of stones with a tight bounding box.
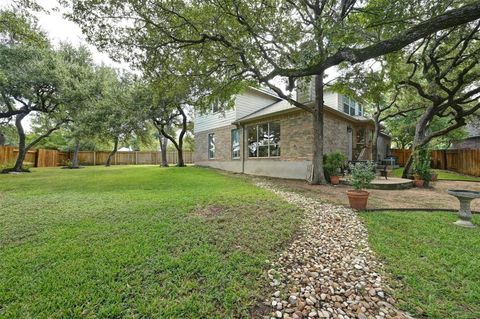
[256,181,414,319]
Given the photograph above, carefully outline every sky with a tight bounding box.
[32,0,128,69]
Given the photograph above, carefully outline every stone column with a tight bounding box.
[454,197,476,228]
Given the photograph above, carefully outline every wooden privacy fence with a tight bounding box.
[75,150,193,166]
[0,146,60,167]
[391,148,480,177]
[0,146,193,168]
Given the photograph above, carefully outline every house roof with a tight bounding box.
[234,97,374,126]
[248,86,283,100]
[235,100,294,123]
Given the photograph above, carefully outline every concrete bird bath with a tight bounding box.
[447,190,480,228]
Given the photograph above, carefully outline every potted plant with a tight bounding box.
[324,152,346,185]
[412,148,432,188]
[347,161,376,210]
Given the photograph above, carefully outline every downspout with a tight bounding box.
[241,123,245,174]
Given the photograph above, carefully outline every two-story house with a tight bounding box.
[194,84,390,180]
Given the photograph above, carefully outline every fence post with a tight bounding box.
[135,151,138,165]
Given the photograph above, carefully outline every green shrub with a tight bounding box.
[413,147,432,184]
[324,152,346,178]
[349,161,376,190]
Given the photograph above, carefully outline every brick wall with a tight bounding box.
[194,109,373,164]
[243,110,353,161]
[195,124,242,162]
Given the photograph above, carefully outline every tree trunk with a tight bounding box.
[159,106,188,167]
[177,142,185,167]
[310,74,327,185]
[402,110,431,178]
[158,133,169,167]
[0,132,5,146]
[372,117,380,162]
[176,106,187,167]
[10,114,66,172]
[403,154,414,178]
[12,113,28,172]
[105,137,119,167]
[177,131,185,167]
[71,140,80,168]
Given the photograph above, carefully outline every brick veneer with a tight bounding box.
[195,124,242,162]
[195,109,373,164]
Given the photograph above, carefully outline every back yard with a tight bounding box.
[0,166,300,318]
[1,166,480,319]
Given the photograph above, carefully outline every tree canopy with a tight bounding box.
[64,0,480,183]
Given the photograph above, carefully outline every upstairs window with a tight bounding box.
[343,95,360,116]
[208,133,215,159]
[247,122,280,158]
[211,98,224,114]
[211,103,220,113]
[231,129,240,159]
[358,105,363,116]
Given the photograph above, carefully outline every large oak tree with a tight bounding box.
[66,0,480,183]
[398,23,480,177]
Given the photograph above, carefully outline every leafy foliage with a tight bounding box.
[348,161,376,190]
[64,0,480,183]
[412,147,432,182]
[324,152,346,177]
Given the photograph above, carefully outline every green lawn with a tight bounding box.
[360,211,480,319]
[0,166,301,318]
[393,167,480,182]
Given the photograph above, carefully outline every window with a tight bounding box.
[247,122,280,158]
[343,100,350,114]
[343,95,361,116]
[247,125,258,157]
[211,99,223,113]
[231,129,240,159]
[208,133,215,159]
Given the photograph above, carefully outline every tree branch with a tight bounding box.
[267,1,480,78]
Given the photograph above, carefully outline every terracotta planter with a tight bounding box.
[347,190,369,210]
[330,175,340,185]
[413,179,424,188]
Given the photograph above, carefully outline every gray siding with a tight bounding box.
[235,89,279,119]
[194,109,236,134]
[194,88,279,133]
[296,76,343,111]
[324,91,339,110]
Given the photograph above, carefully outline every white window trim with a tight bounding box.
[246,121,281,159]
[231,129,240,160]
[208,133,215,160]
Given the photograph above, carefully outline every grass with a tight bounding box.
[393,167,480,182]
[360,211,480,319]
[0,166,301,318]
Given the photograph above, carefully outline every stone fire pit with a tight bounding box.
[447,189,480,228]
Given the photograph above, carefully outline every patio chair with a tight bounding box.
[376,164,388,180]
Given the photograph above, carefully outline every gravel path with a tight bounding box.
[256,181,413,319]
